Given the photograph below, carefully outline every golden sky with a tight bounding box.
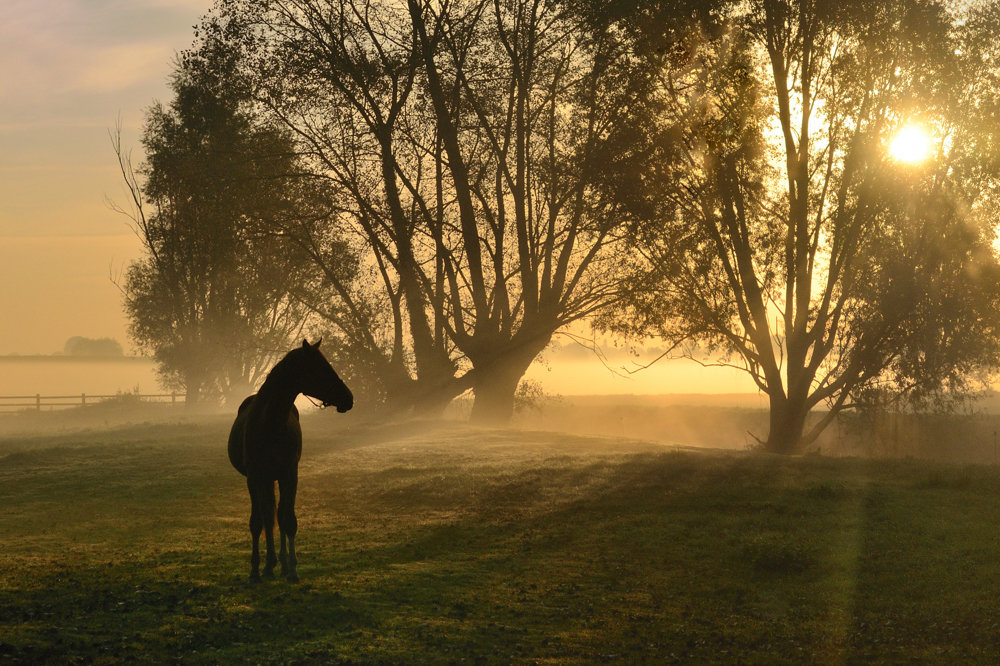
[0,0,214,354]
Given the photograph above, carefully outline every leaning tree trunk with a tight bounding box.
[468,334,550,425]
[469,359,528,425]
[392,373,472,417]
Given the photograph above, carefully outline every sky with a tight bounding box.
[0,0,215,355]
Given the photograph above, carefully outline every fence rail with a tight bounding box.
[0,393,185,412]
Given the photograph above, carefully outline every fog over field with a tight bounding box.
[0,340,756,404]
[4,412,1000,661]
[0,350,766,452]
[0,356,160,397]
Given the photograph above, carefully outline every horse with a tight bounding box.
[227,339,353,583]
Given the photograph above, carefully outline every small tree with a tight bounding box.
[113,37,325,405]
[63,337,125,357]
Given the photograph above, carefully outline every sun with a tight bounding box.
[889,125,932,164]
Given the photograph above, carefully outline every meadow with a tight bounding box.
[3,409,1000,663]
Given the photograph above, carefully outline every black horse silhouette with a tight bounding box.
[228,339,353,582]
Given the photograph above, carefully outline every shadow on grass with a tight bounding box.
[0,561,373,663]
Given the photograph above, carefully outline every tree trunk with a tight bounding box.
[409,390,456,417]
[764,394,810,454]
[182,363,213,409]
[183,376,203,409]
[468,333,550,425]
[404,375,469,417]
[469,359,526,425]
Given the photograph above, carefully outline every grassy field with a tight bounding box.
[3,414,1000,663]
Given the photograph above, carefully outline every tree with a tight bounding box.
[113,37,326,405]
[604,0,1000,453]
[207,0,462,414]
[214,0,701,421]
[63,337,124,357]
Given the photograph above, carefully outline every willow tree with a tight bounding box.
[607,0,1000,453]
[114,38,321,405]
[404,0,652,422]
[214,0,700,421]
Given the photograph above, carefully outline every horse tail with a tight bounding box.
[228,395,256,476]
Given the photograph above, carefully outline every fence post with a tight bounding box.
[36,394,41,411]
[171,392,176,405]
[82,393,86,408]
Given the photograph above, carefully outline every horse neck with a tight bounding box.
[257,362,302,415]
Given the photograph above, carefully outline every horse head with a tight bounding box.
[296,339,354,413]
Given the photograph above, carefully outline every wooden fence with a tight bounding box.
[0,393,185,412]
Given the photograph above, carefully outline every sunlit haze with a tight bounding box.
[0,0,215,355]
[889,125,933,163]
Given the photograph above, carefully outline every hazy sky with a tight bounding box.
[0,0,214,354]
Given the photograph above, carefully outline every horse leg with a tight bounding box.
[279,530,288,577]
[247,478,263,584]
[278,474,299,582]
[261,480,279,579]
[277,477,288,577]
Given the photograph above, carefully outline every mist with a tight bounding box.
[0,356,159,397]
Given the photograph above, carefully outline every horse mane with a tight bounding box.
[260,348,304,389]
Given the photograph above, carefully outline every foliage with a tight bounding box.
[62,336,124,357]
[206,0,705,421]
[512,378,548,414]
[602,0,1000,452]
[113,37,333,405]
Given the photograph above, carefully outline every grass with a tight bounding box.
[3,415,1000,662]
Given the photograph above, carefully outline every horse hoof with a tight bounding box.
[248,573,262,584]
[262,569,275,580]
[286,573,299,584]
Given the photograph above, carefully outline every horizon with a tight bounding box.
[0,341,760,397]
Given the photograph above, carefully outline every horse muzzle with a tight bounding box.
[323,389,353,413]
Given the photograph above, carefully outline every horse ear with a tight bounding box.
[315,338,322,349]
[302,339,309,349]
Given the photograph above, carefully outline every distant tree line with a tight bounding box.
[115,0,1000,452]
[63,337,124,357]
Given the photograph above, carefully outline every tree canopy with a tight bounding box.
[114,38,326,405]
[207,0,707,420]
[120,0,1000,437]
[602,0,1000,452]
[63,337,124,357]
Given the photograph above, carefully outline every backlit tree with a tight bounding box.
[605,0,1000,452]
